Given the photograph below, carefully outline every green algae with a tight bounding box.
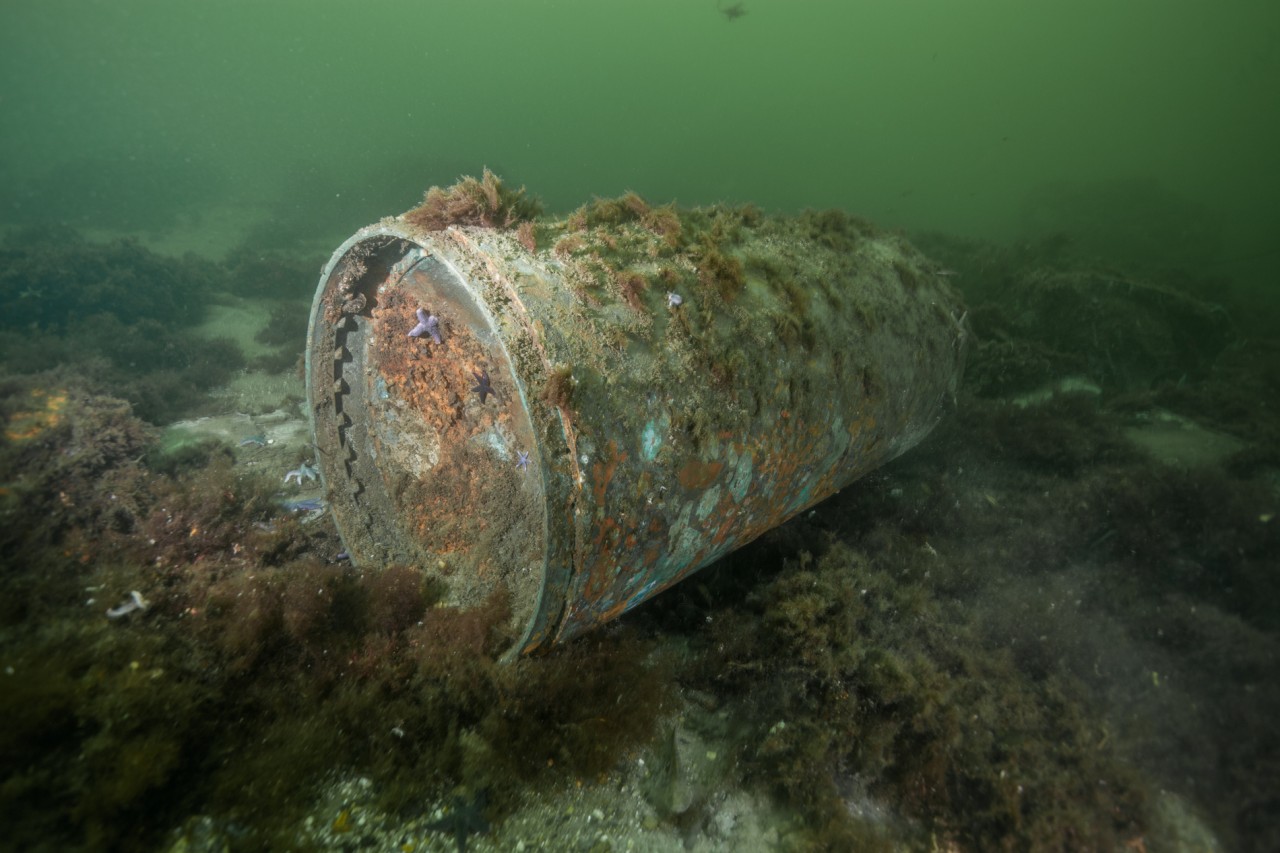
[0,383,674,848]
[687,539,1148,849]
[2,179,1278,850]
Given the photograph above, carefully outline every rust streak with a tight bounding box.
[591,439,627,507]
[677,459,723,490]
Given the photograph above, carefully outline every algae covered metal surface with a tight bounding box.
[307,185,967,655]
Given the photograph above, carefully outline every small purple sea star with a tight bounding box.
[471,368,496,404]
[408,308,441,344]
[516,450,530,471]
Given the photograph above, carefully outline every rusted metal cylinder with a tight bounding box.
[305,188,966,657]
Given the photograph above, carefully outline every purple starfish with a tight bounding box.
[408,308,441,344]
[516,450,530,472]
[471,368,496,404]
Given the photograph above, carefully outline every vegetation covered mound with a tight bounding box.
[403,168,542,232]
[0,220,334,422]
[1,190,1277,851]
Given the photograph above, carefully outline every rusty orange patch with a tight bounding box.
[677,459,723,490]
[591,439,627,507]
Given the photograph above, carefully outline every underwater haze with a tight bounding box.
[3,2,1280,852]
[3,0,1278,279]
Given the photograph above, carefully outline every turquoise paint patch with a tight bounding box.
[668,503,705,566]
[697,485,721,521]
[786,482,817,514]
[674,527,703,564]
[641,418,664,461]
[728,449,753,502]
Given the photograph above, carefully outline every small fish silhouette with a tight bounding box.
[718,1,747,22]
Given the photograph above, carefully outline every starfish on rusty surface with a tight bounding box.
[471,368,497,404]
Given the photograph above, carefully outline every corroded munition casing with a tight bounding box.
[305,200,966,657]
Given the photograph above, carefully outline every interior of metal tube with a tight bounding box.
[306,233,547,649]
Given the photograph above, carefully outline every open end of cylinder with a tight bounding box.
[305,231,547,653]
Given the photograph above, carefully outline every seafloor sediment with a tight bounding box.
[1,185,1276,852]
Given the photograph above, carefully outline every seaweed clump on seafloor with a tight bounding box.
[686,536,1149,851]
[961,266,1235,398]
[94,322,245,423]
[0,601,218,850]
[0,371,666,848]
[0,380,231,850]
[0,375,154,582]
[0,364,676,848]
[403,168,542,232]
[0,226,246,423]
[1074,459,1280,628]
[958,392,1138,477]
[0,224,220,331]
[184,575,672,842]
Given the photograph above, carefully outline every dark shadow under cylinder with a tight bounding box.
[305,182,967,658]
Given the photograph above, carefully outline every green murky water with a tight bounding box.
[1,2,1278,851]
[3,1,1277,276]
